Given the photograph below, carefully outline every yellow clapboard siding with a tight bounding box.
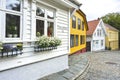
[105,27,119,50]
[70,10,87,54]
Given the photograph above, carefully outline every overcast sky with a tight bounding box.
[78,0,120,21]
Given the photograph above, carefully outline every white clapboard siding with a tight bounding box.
[0,11,1,40]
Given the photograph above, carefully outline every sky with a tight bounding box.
[78,0,120,21]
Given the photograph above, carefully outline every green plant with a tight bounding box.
[0,42,3,52]
[35,36,61,48]
[16,43,23,50]
[36,32,41,37]
[37,36,50,48]
[49,37,61,47]
[54,37,61,47]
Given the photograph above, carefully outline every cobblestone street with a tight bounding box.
[79,50,120,80]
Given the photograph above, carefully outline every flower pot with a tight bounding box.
[13,34,18,38]
[8,34,12,38]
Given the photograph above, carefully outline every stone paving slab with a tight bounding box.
[62,72,75,80]
[41,73,67,80]
[39,53,90,80]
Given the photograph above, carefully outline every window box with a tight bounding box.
[0,43,23,57]
[34,35,61,52]
[34,46,57,52]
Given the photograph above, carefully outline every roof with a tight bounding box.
[87,19,100,36]
[104,23,119,31]
[68,0,81,6]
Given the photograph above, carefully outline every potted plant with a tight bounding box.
[36,32,41,37]
[16,43,23,54]
[2,44,13,57]
[16,43,23,50]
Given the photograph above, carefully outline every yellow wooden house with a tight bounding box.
[70,9,88,54]
[105,23,119,50]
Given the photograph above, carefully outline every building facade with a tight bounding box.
[86,19,107,51]
[105,23,119,50]
[0,0,81,79]
[70,10,88,54]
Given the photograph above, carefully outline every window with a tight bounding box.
[97,29,99,36]
[36,7,55,37]
[47,10,54,19]
[82,21,84,31]
[93,40,99,48]
[93,40,95,47]
[96,40,99,44]
[94,32,96,36]
[70,35,74,48]
[101,40,103,46]
[72,16,76,28]
[36,20,44,36]
[3,0,22,38]
[47,22,54,37]
[6,14,20,38]
[6,0,21,11]
[80,35,85,45]
[78,18,81,29]
[75,35,78,46]
[36,7,45,17]
[99,29,101,36]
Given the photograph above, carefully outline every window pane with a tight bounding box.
[80,35,82,45]
[6,0,21,11]
[47,10,54,19]
[6,14,20,38]
[70,35,74,48]
[82,21,84,30]
[97,29,99,36]
[47,22,54,37]
[80,35,85,44]
[76,35,78,46]
[78,19,81,29]
[36,20,44,36]
[72,16,76,28]
[94,32,96,36]
[101,40,103,46]
[83,36,85,44]
[36,7,45,17]
[99,30,101,36]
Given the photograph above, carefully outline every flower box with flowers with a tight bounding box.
[0,43,23,57]
[34,35,61,52]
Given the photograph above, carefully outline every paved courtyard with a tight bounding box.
[79,50,120,80]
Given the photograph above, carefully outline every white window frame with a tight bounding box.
[36,5,56,37]
[0,0,23,42]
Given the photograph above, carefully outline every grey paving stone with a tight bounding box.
[48,74,67,80]
[68,68,80,74]
[57,70,68,75]
[62,72,75,80]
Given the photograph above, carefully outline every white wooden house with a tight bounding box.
[86,19,107,51]
[0,0,81,80]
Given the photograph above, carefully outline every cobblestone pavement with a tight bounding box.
[79,50,120,80]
